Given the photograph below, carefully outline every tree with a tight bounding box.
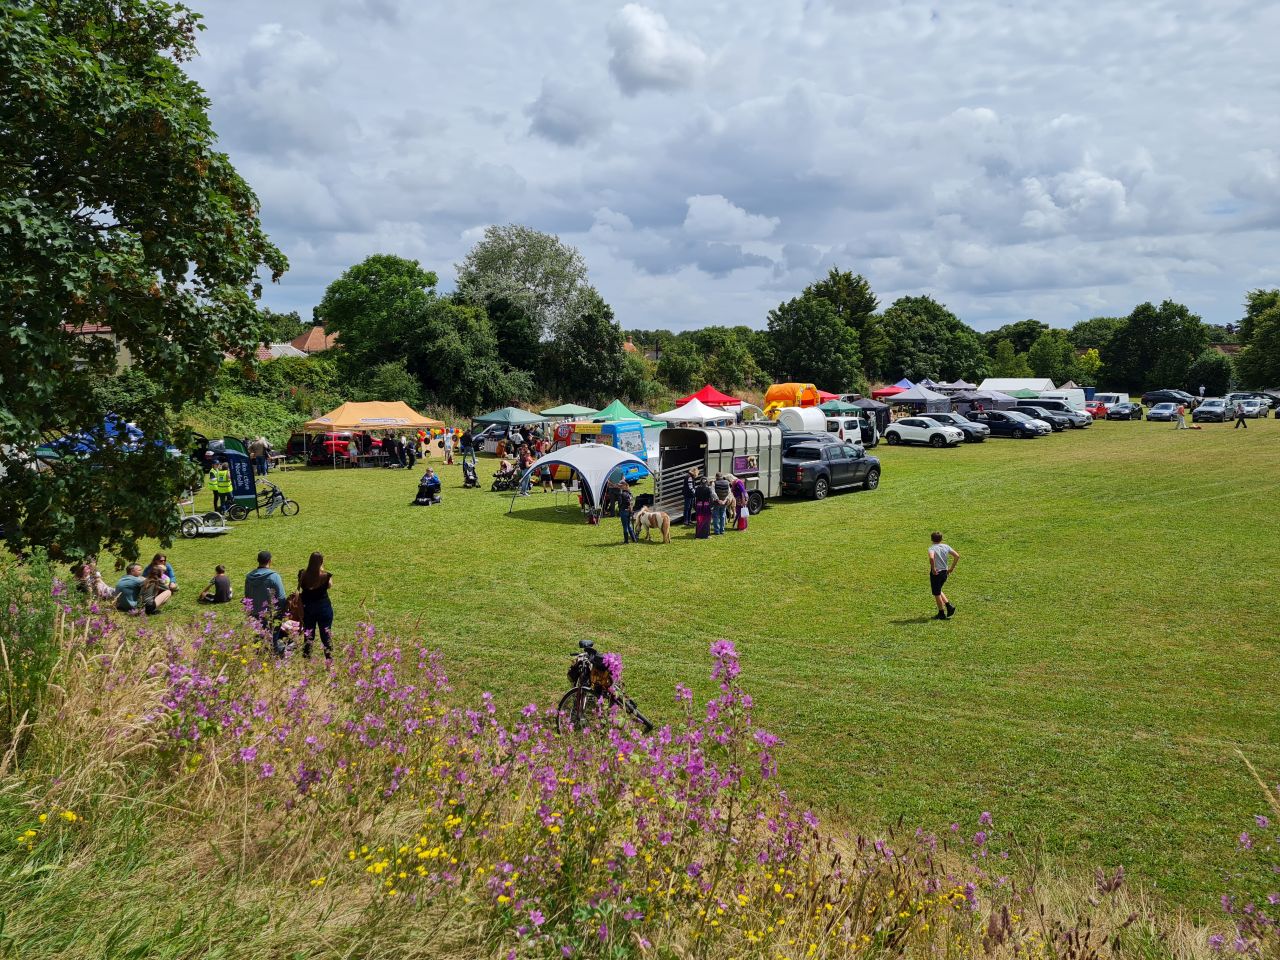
[1068,316,1123,351]
[655,337,704,393]
[879,296,988,383]
[1240,289,1280,344]
[804,268,887,378]
[619,351,660,406]
[1026,330,1077,384]
[766,294,864,391]
[991,340,1033,378]
[455,225,590,376]
[316,255,438,373]
[1071,348,1103,386]
[259,308,306,344]
[984,319,1048,356]
[542,288,626,406]
[354,359,423,408]
[0,0,286,562]
[1103,301,1208,391]
[1236,296,1280,389]
[1185,350,1235,396]
[417,298,531,412]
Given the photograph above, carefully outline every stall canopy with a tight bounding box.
[952,389,1016,410]
[594,399,664,428]
[654,398,736,425]
[917,378,941,389]
[870,385,906,400]
[815,389,841,402]
[818,399,861,414]
[1006,388,1041,399]
[893,378,915,389]
[853,397,891,432]
[978,377,1054,393]
[889,384,951,412]
[474,406,547,426]
[540,403,598,418]
[676,384,742,407]
[516,443,649,511]
[942,379,977,391]
[305,401,443,431]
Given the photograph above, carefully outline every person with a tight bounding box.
[114,564,146,613]
[540,460,553,493]
[297,552,334,660]
[443,429,454,465]
[210,460,232,512]
[518,449,535,496]
[413,466,442,505]
[928,531,960,620]
[150,552,178,592]
[244,550,288,650]
[73,560,115,599]
[1174,403,1187,429]
[510,427,524,449]
[618,481,637,544]
[732,475,749,531]
[460,428,475,465]
[694,476,712,540]
[198,564,234,604]
[138,562,173,615]
[1199,384,1205,399]
[711,472,730,536]
[1234,401,1248,429]
[681,468,699,526]
[404,435,417,469]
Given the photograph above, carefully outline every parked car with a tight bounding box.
[1013,404,1069,432]
[1192,399,1230,423]
[1141,389,1195,407]
[1106,402,1143,421]
[925,412,989,442]
[310,432,359,464]
[1146,402,1179,422]
[1085,401,1109,420]
[883,416,965,448]
[1093,392,1130,410]
[780,431,842,452]
[969,410,1043,438]
[1015,399,1092,428]
[1239,399,1266,418]
[1225,391,1275,409]
[781,442,880,500]
[824,414,879,448]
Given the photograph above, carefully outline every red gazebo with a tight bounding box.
[870,385,906,400]
[816,389,841,402]
[676,384,743,407]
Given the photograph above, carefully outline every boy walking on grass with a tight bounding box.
[928,531,959,620]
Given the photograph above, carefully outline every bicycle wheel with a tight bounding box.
[227,503,249,521]
[280,499,299,516]
[556,687,606,735]
[180,518,200,539]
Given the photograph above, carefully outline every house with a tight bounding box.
[290,325,340,354]
[61,323,132,369]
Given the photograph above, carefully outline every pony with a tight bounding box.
[632,505,671,543]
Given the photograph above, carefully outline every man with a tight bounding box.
[248,436,266,476]
[1174,403,1187,430]
[443,429,454,465]
[618,480,636,544]
[510,427,524,449]
[114,564,146,613]
[460,428,475,466]
[1199,384,1205,400]
[210,460,232,512]
[1234,401,1248,429]
[404,435,417,469]
[712,472,731,536]
[928,531,959,620]
[244,550,288,653]
[681,468,698,526]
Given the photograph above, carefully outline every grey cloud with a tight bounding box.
[526,79,612,145]
[608,4,706,95]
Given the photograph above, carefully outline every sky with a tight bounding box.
[187,0,1280,332]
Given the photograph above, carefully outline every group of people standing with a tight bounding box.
[243,549,335,659]
[682,468,749,539]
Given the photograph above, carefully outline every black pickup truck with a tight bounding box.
[782,441,881,500]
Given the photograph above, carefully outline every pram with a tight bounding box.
[491,460,518,492]
[461,459,479,488]
[411,473,442,506]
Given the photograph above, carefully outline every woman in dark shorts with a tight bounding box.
[298,552,335,659]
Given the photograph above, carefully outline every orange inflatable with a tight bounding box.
[763,383,820,418]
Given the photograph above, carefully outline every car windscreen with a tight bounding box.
[1004,411,1032,422]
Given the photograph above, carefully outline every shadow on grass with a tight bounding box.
[501,504,590,525]
[888,616,936,625]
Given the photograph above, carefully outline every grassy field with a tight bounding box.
[142,416,1280,910]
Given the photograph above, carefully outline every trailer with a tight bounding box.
[654,424,782,517]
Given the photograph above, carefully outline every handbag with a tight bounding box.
[738,506,749,520]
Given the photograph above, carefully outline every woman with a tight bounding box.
[694,476,713,540]
[150,553,178,591]
[297,552,334,660]
[731,474,749,531]
[138,562,173,615]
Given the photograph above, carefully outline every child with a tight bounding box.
[928,531,960,620]
[198,564,234,604]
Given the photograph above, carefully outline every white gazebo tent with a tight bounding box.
[512,443,650,513]
[654,398,736,425]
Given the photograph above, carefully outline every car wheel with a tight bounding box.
[863,468,880,491]
[886,432,900,445]
[813,477,829,500]
[747,490,765,515]
[929,434,946,447]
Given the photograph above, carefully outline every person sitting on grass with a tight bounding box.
[198,564,234,604]
[73,559,116,600]
[114,564,145,613]
[138,563,174,615]
[150,552,178,592]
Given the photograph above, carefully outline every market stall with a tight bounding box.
[654,398,737,425]
[540,403,599,419]
[888,384,950,413]
[512,443,650,515]
[676,385,742,408]
[304,401,445,467]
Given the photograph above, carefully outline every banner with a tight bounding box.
[223,437,258,508]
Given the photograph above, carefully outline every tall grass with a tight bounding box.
[0,563,1272,958]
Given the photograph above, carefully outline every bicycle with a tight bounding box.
[556,639,653,735]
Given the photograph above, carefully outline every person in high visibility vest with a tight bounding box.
[210,461,232,512]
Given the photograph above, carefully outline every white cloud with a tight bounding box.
[682,194,779,241]
[607,4,706,96]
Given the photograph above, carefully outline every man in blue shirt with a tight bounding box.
[114,564,145,613]
[244,550,286,622]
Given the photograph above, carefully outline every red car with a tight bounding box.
[1085,401,1108,420]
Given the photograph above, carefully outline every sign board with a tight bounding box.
[732,454,759,477]
[223,436,258,508]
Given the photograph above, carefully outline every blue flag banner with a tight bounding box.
[223,437,258,508]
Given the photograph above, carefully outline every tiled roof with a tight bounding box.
[290,326,339,352]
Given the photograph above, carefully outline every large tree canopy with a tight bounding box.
[1103,300,1208,391]
[0,0,286,561]
[803,268,887,379]
[879,296,988,383]
[1235,290,1280,389]
[542,289,626,407]
[766,293,864,391]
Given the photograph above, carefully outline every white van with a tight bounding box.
[825,413,879,448]
[1038,389,1086,411]
[1092,392,1130,410]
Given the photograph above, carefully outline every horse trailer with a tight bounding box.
[655,424,782,517]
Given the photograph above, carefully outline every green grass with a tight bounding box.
[143,417,1280,910]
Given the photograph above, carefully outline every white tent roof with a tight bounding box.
[978,377,1055,393]
[518,443,649,507]
[890,384,949,403]
[653,398,736,424]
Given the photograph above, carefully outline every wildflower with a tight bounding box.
[979,811,993,826]
[1239,832,1253,850]
[60,811,78,823]
[309,877,326,888]
[238,746,257,763]
[529,909,545,927]
[498,895,511,904]
[622,841,637,858]
[1256,815,1270,829]
[37,814,47,824]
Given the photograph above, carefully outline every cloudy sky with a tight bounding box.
[188,0,1280,332]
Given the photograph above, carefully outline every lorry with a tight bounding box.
[654,424,782,518]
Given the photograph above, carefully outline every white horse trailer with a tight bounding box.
[655,424,782,519]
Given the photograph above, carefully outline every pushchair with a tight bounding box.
[411,473,442,506]
[461,459,480,489]
[491,460,518,492]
